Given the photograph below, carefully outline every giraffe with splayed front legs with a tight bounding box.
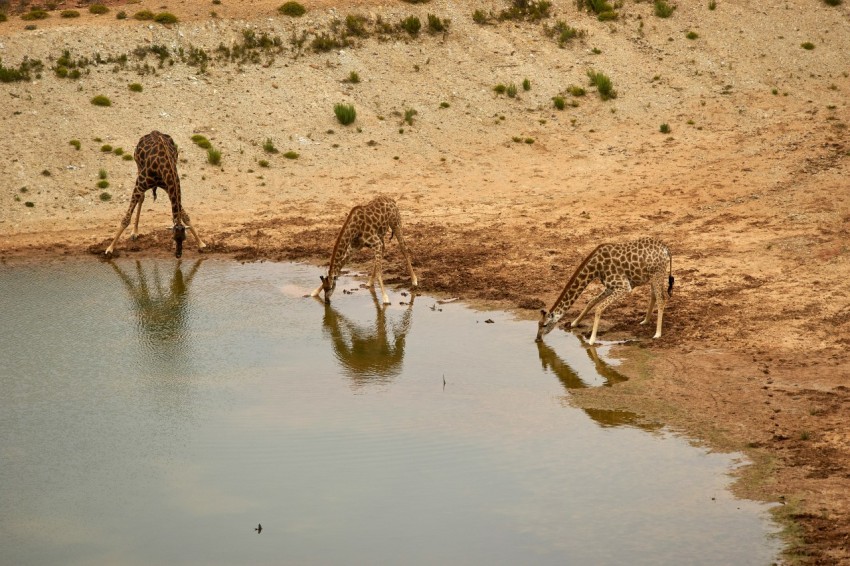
[312,195,418,304]
[536,237,673,345]
[104,131,205,258]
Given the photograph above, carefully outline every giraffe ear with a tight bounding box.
[320,275,325,282]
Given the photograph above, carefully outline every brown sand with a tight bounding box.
[1,0,849,561]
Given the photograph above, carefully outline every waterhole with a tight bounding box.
[0,259,779,565]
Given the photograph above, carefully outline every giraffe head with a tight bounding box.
[173,224,186,258]
[535,309,561,342]
[319,274,338,303]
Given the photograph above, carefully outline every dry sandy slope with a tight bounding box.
[1,0,850,562]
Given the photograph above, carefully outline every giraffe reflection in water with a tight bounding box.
[319,289,415,388]
[109,259,203,347]
[536,340,660,430]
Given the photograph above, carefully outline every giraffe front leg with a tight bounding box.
[393,224,418,289]
[129,192,145,240]
[180,211,206,251]
[571,288,609,328]
[588,285,629,345]
[105,193,142,256]
[372,241,390,304]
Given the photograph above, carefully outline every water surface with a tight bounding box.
[0,259,779,565]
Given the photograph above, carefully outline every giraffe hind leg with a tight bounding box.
[651,273,668,339]
[640,283,657,326]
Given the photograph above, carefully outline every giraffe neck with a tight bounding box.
[328,206,361,278]
[549,248,600,322]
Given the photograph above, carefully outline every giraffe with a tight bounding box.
[311,195,417,304]
[104,131,205,258]
[536,237,674,345]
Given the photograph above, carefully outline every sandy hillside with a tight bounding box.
[1,0,849,562]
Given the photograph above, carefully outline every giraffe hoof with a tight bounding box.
[130,234,138,241]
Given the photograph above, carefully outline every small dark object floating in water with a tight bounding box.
[255,523,262,534]
[484,319,494,324]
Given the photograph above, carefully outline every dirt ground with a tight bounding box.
[1,0,849,562]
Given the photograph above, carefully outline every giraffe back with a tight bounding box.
[588,237,670,288]
[134,131,179,189]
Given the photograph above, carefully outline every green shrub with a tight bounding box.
[553,96,565,110]
[134,10,155,20]
[660,123,671,133]
[346,70,360,83]
[41,169,51,177]
[440,102,450,108]
[654,0,676,18]
[0,58,43,82]
[101,145,113,152]
[207,147,222,165]
[311,33,344,52]
[99,192,111,201]
[263,138,279,154]
[25,201,35,207]
[493,83,507,94]
[708,0,716,9]
[279,2,306,17]
[154,12,178,24]
[117,11,127,19]
[123,154,133,161]
[69,139,81,150]
[113,147,124,156]
[91,95,111,107]
[97,179,110,189]
[334,103,357,125]
[403,108,418,126]
[89,4,108,15]
[824,0,842,5]
[61,10,80,18]
[283,151,299,159]
[400,16,421,35]
[686,31,698,40]
[587,69,616,100]
[427,13,448,33]
[506,83,518,98]
[568,85,586,96]
[472,9,489,24]
[128,82,143,92]
[258,159,270,168]
[0,13,7,23]
[522,78,531,91]
[524,138,534,144]
[21,10,49,20]
[801,42,815,50]
[99,169,108,179]
[191,134,211,149]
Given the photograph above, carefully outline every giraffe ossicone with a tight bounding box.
[312,195,418,305]
[536,237,673,345]
[104,131,205,258]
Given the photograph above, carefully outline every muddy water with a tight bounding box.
[0,259,779,565]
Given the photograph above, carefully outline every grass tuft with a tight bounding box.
[654,0,676,18]
[89,4,108,15]
[587,69,616,100]
[207,147,222,166]
[283,151,299,159]
[279,2,307,17]
[91,95,112,107]
[154,12,178,24]
[70,139,81,150]
[334,103,357,125]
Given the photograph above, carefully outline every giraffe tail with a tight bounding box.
[152,187,158,202]
[667,249,675,296]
